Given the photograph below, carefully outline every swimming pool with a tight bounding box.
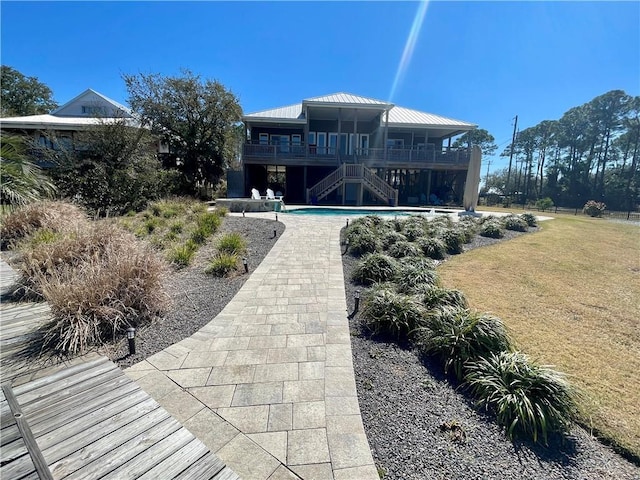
[285,207,454,216]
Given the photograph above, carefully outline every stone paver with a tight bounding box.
[125,212,377,479]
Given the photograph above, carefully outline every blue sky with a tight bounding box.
[1,1,638,173]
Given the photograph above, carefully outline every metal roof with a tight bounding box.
[303,92,392,107]
[243,103,305,123]
[387,106,476,128]
[0,114,140,130]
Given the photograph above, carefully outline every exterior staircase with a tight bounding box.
[306,164,399,206]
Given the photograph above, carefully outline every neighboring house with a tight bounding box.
[241,92,479,206]
[0,88,168,154]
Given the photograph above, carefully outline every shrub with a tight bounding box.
[169,222,184,234]
[143,216,164,234]
[465,351,576,444]
[0,200,87,249]
[415,306,513,380]
[417,237,447,260]
[347,230,379,256]
[351,253,398,285]
[205,253,239,276]
[26,226,169,354]
[479,221,504,239]
[403,224,426,242]
[217,232,247,255]
[422,286,468,311]
[388,240,421,258]
[454,222,477,243]
[196,211,222,235]
[535,197,554,212]
[439,229,466,255]
[215,206,229,217]
[503,215,528,232]
[583,200,606,218]
[167,241,197,267]
[520,212,538,227]
[381,231,407,249]
[361,287,425,340]
[395,258,439,294]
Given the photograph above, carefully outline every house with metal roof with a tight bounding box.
[0,89,151,152]
[241,92,480,206]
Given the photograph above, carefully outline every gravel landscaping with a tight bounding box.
[103,214,638,478]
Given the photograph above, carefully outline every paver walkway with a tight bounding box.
[125,213,378,480]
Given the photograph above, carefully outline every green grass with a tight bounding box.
[217,232,247,255]
[205,253,239,276]
[438,212,640,457]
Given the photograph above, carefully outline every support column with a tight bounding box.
[338,108,342,163]
[383,110,389,162]
[304,106,310,158]
[353,109,358,163]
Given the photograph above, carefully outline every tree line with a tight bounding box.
[484,90,639,211]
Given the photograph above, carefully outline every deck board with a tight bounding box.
[1,355,236,479]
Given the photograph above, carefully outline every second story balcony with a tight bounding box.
[242,142,471,170]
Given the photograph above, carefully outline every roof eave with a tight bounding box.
[388,123,477,130]
[242,117,307,124]
[302,101,392,110]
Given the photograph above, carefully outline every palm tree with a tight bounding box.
[1,134,55,210]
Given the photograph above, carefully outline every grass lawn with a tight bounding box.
[438,211,640,458]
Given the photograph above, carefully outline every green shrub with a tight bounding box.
[196,211,222,235]
[583,200,606,218]
[439,229,466,255]
[169,222,184,234]
[454,222,477,243]
[215,206,229,217]
[20,228,60,248]
[417,237,447,260]
[535,197,554,211]
[381,231,407,249]
[465,351,576,444]
[217,232,247,255]
[167,241,197,267]
[422,286,468,311]
[205,253,239,276]
[520,212,538,227]
[143,216,164,234]
[361,287,425,339]
[388,240,421,258]
[347,230,379,256]
[503,215,528,232]
[395,258,439,294]
[480,221,504,239]
[415,307,513,380]
[352,253,398,285]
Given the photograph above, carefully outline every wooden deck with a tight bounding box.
[1,356,239,479]
[0,260,238,479]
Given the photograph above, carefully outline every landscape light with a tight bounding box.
[346,218,349,227]
[342,238,349,256]
[354,290,361,313]
[127,327,136,355]
[242,257,248,273]
[273,228,277,238]
[242,209,245,217]
[275,213,278,222]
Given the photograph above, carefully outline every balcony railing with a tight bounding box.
[242,142,470,166]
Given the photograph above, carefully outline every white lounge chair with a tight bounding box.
[251,188,261,200]
[266,188,275,200]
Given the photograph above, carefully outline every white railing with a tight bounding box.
[306,164,398,205]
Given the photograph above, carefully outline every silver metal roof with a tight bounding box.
[244,103,305,122]
[0,114,140,130]
[303,92,392,107]
[242,93,476,129]
[387,106,476,128]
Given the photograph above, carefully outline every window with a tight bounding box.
[308,132,316,146]
[81,105,107,116]
[387,138,404,149]
[259,133,269,145]
[316,132,327,154]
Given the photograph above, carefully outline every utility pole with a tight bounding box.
[484,159,492,186]
[506,115,518,194]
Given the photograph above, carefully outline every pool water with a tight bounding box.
[286,207,451,216]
